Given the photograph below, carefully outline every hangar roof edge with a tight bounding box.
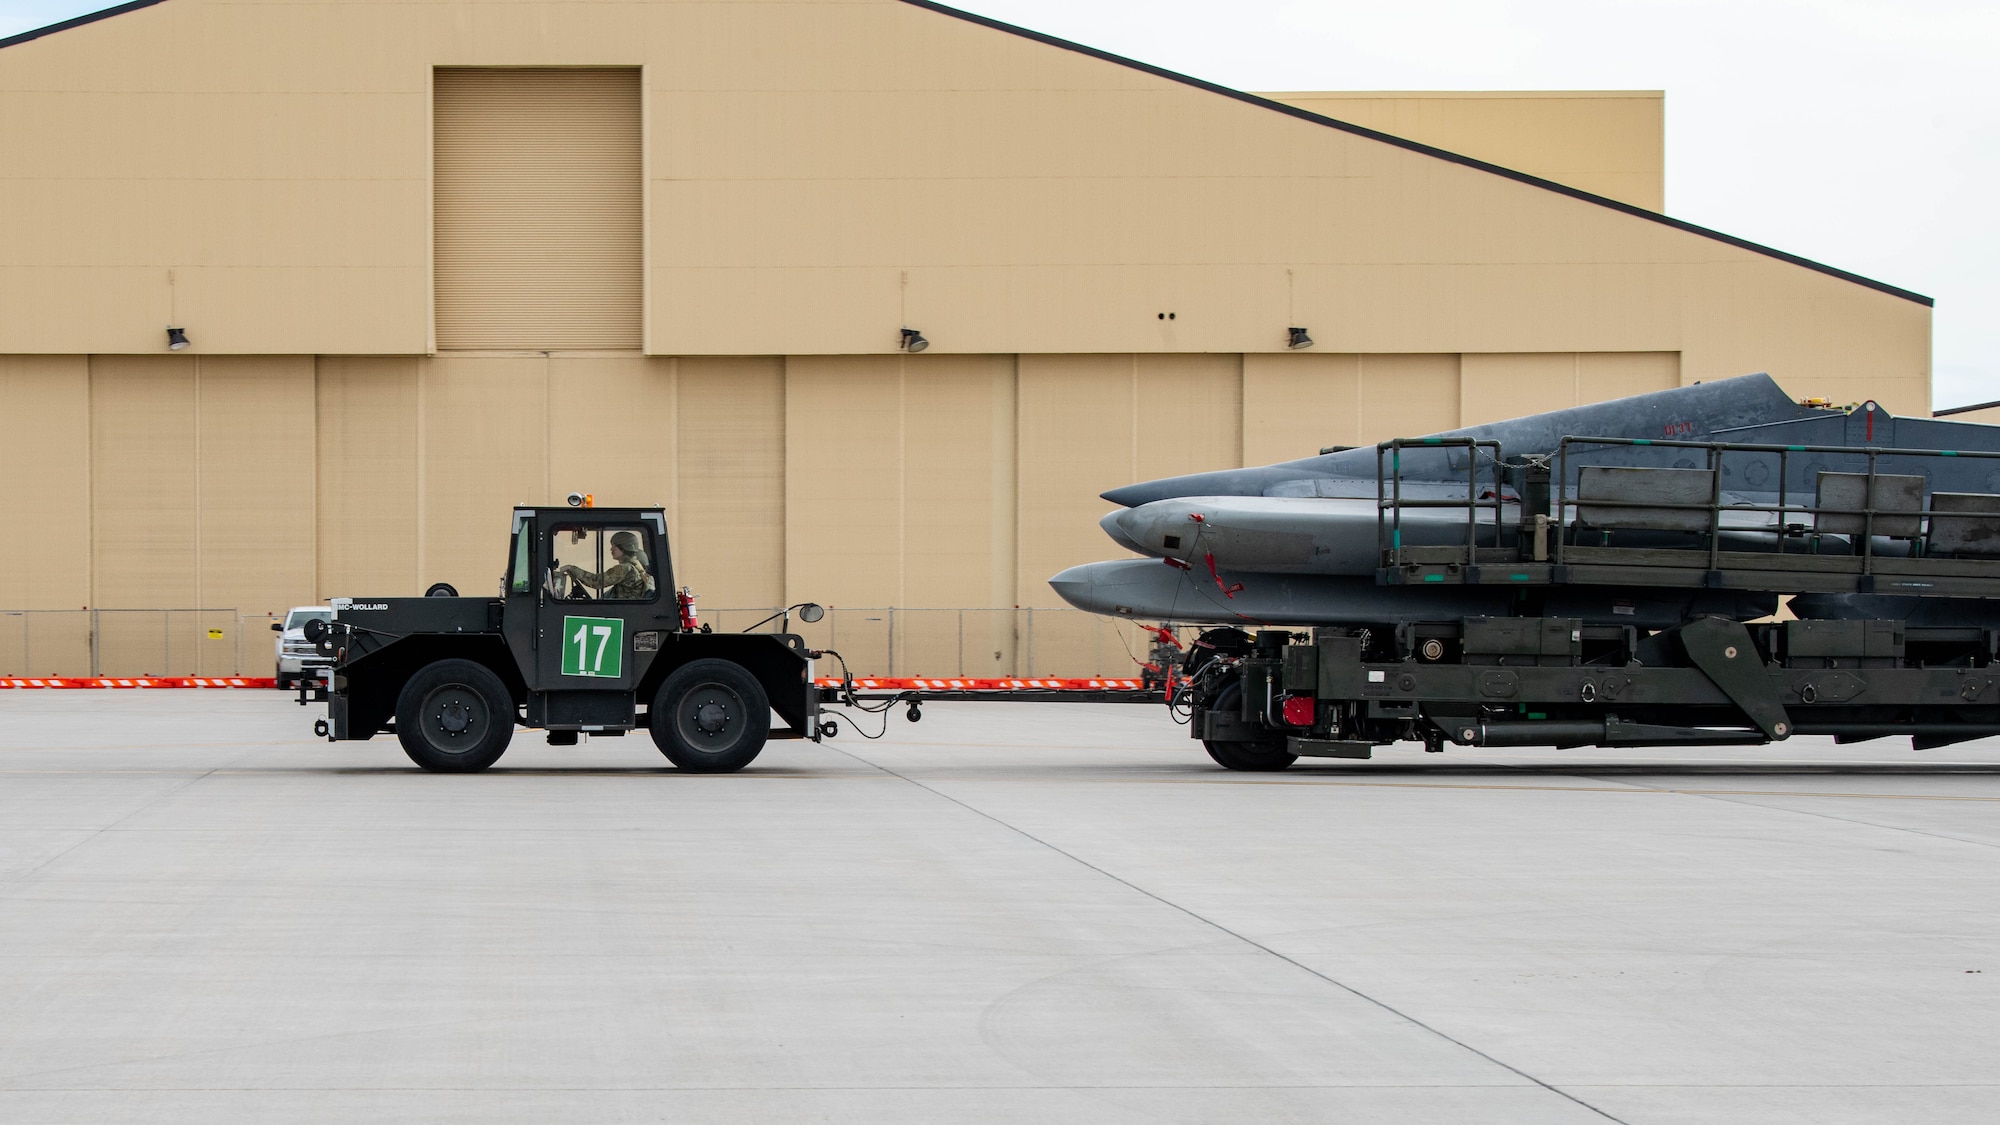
[0,0,1935,309]
[0,0,167,50]
[902,0,1933,309]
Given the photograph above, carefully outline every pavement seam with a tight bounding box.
[826,744,1634,1125]
[0,756,241,897]
[1584,776,2000,852]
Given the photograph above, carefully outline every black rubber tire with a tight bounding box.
[394,658,514,772]
[649,659,770,773]
[1201,681,1298,772]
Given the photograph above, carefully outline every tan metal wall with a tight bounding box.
[0,349,1947,675]
[0,0,1936,674]
[0,0,1928,412]
[434,68,643,351]
[1259,91,1665,211]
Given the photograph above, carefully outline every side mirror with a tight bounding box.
[797,603,825,624]
[270,622,283,632]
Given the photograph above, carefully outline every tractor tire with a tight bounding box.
[650,659,770,773]
[395,658,514,772]
[1201,680,1297,772]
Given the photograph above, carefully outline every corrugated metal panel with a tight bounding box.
[434,68,641,351]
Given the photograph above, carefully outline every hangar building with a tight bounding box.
[0,0,1932,677]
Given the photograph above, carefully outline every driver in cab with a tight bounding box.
[560,531,651,600]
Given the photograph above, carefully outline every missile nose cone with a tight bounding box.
[1050,559,1194,618]
[1099,509,1147,554]
[1047,564,1103,613]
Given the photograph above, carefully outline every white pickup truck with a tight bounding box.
[272,606,333,690]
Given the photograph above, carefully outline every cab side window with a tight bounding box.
[549,526,657,602]
[509,525,533,594]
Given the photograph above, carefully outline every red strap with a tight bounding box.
[1204,553,1244,598]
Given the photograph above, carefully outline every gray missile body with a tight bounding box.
[1052,373,2000,627]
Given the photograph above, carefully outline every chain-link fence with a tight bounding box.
[2,605,1179,679]
[705,606,1178,678]
[0,609,287,678]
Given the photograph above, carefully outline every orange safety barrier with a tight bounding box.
[0,677,278,689]
[814,677,1147,691]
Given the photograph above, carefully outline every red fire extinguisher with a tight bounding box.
[676,587,700,632]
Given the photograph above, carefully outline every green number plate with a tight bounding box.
[560,615,625,678]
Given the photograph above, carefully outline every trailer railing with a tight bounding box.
[1375,436,1506,571]
[1373,433,2000,596]
[1551,436,2000,576]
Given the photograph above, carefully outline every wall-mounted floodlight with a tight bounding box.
[1287,327,1314,350]
[166,327,190,351]
[900,328,929,353]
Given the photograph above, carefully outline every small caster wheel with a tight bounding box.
[313,718,330,739]
[905,702,922,723]
[818,719,840,739]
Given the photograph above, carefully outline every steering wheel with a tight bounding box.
[547,560,597,600]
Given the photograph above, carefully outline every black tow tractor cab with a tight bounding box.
[307,505,821,772]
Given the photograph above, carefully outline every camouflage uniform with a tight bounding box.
[563,531,652,599]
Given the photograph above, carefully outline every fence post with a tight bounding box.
[1025,608,1034,676]
[957,609,965,676]
[887,607,895,676]
[90,609,99,676]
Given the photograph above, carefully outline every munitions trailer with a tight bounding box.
[1186,435,2000,769]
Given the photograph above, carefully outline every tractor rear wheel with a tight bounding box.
[650,659,770,773]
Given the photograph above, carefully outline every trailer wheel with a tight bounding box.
[394,659,514,772]
[1201,681,1297,772]
[650,659,770,773]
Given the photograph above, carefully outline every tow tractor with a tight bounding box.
[300,497,1163,771]
[300,498,857,772]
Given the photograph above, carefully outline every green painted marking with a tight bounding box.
[1633,438,1651,445]
[1527,712,1547,720]
[1423,436,1442,444]
[1942,450,1959,456]
[560,615,625,678]
[1509,573,1530,581]
[1788,445,1806,451]
[1423,574,1444,582]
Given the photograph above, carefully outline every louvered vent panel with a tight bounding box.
[434,68,641,350]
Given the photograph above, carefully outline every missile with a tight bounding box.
[1048,557,1775,629]
[1051,373,2000,628]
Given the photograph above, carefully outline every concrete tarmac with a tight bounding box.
[1,691,1996,1124]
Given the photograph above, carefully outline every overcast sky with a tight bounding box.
[5,0,1992,410]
